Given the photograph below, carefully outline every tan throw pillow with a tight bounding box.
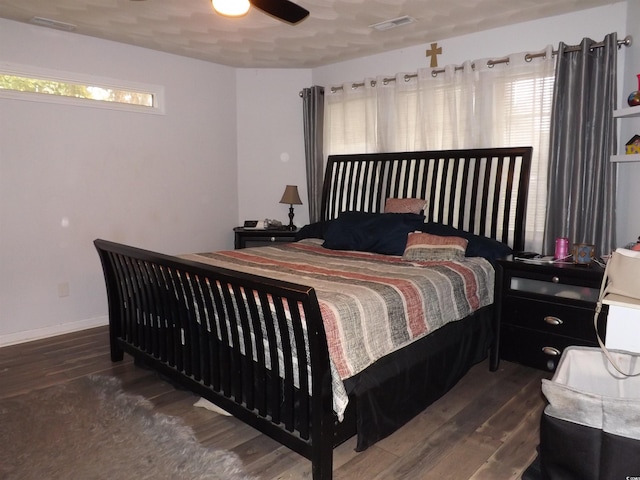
[403,232,468,261]
[384,197,427,215]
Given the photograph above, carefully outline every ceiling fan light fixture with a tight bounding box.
[212,0,251,18]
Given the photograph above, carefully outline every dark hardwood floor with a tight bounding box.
[0,326,550,479]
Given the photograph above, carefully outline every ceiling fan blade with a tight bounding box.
[250,0,309,24]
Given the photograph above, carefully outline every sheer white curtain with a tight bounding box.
[324,47,555,252]
[324,79,379,154]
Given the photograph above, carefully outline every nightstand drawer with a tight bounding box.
[233,227,298,249]
[500,324,598,372]
[507,275,600,303]
[243,235,293,248]
[502,297,597,341]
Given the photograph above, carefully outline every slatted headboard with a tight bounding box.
[320,147,532,252]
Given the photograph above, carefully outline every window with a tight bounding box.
[0,63,164,114]
[324,52,555,252]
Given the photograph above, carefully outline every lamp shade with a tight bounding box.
[279,185,303,205]
[212,0,250,17]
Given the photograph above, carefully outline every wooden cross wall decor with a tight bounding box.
[426,42,442,68]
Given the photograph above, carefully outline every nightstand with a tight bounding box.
[496,257,607,372]
[233,227,298,249]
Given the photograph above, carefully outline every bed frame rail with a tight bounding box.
[321,147,532,252]
[94,239,336,479]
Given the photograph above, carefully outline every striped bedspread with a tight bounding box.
[183,239,494,416]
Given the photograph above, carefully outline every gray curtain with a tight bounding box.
[543,33,618,257]
[301,85,325,223]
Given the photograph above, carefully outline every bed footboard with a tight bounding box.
[94,239,338,480]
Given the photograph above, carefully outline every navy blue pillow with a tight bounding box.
[295,220,333,241]
[419,222,512,261]
[323,211,426,255]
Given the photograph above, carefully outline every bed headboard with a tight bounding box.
[320,147,532,252]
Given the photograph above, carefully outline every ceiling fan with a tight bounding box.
[211,0,309,24]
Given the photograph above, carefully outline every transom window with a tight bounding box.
[0,63,163,114]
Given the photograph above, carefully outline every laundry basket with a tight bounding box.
[539,346,640,479]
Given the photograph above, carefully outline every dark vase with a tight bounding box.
[628,74,640,107]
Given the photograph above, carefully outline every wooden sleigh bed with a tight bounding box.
[95,147,531,480]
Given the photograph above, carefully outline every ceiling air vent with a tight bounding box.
[29,16,77,32]
[369,15,416,32]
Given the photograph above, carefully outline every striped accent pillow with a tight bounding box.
[384,197,427,215]
[403,232,468,261]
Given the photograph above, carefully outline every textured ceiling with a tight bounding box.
[0,0,621,68]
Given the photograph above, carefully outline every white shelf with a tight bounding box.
[614,105,640,118]
[611,154,640,163]
[613,105,640,162]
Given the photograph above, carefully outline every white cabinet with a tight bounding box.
[612,105,640,162]
[604,302,640,353]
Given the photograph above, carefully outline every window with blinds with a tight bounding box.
[324,59,555,252]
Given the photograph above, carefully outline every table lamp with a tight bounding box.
[279,185,302,231]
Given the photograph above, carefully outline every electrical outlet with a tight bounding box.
[58,282,69,298]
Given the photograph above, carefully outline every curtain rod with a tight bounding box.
[329,34,632,94]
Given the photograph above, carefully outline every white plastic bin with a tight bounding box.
[539,346,640,479]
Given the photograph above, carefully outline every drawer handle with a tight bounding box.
[552,276,560,283]
[543,316,563,326]
[270,237,276,242]
[542,346,561,356]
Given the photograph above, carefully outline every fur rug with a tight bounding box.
[0,375,253,480]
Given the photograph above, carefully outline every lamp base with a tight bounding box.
[287,205,296,231]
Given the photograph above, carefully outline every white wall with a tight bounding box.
[236,68,311,228]
[0,19,239,345]
[312,3,627,87]
[312,2,635,248]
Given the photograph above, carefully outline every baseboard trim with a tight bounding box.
[0,316,109,348]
